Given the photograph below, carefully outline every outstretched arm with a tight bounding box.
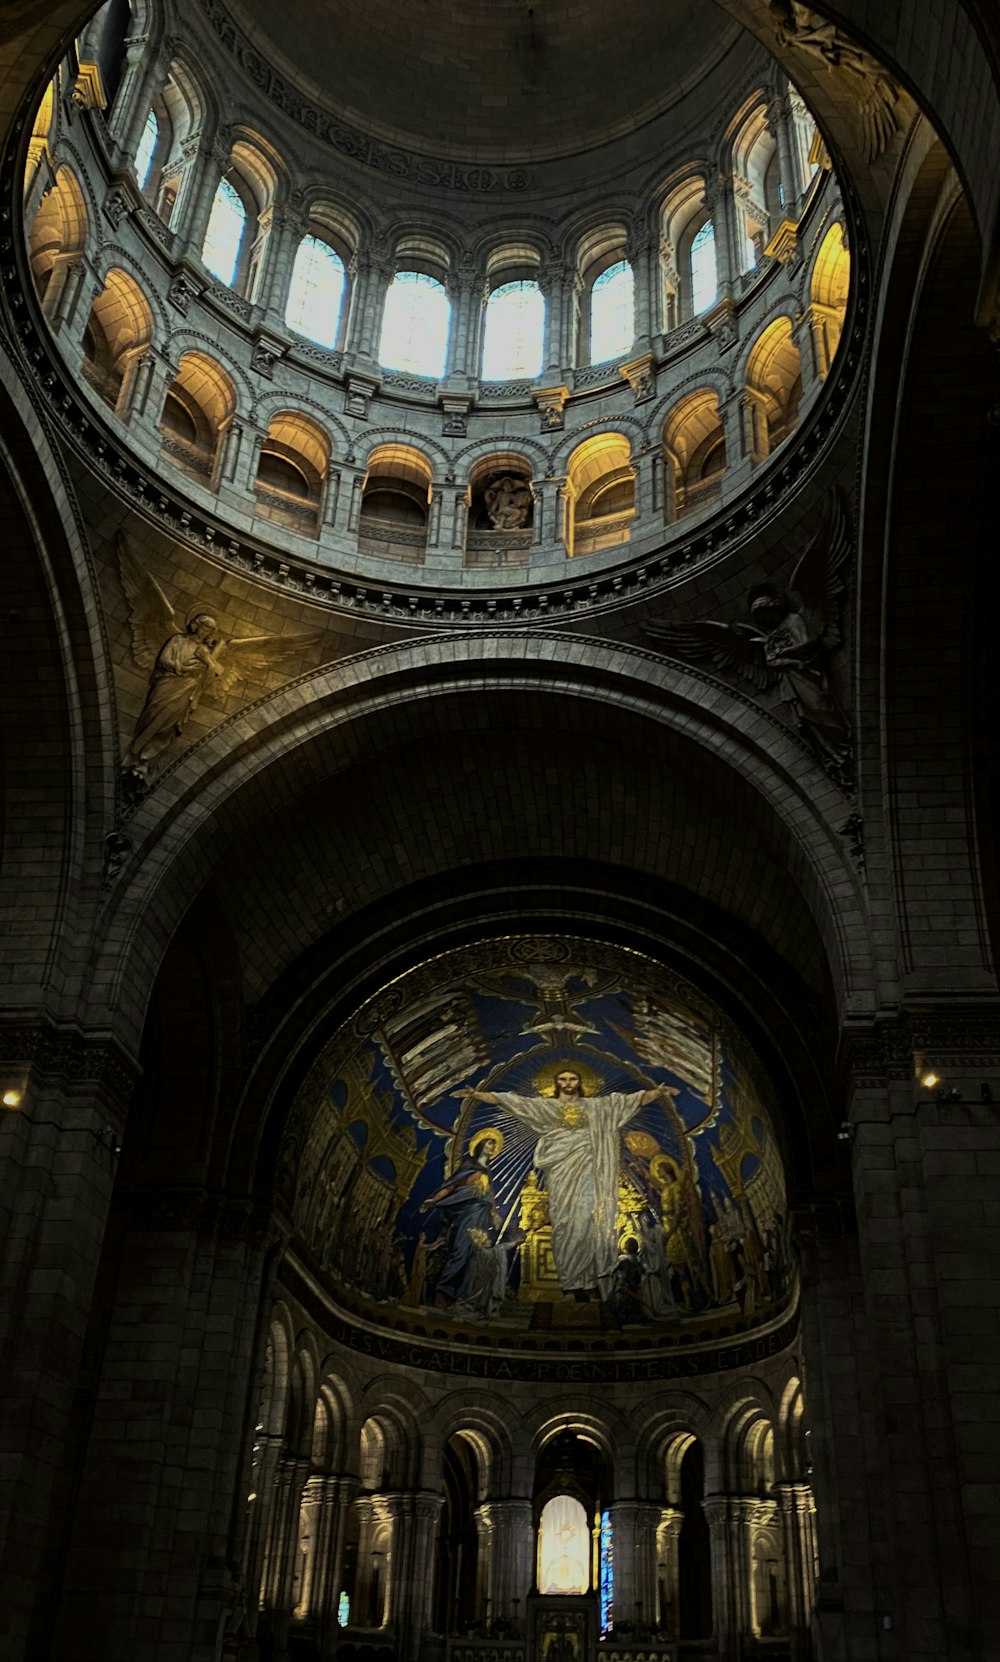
[637,1085,681,1108]
[454,1087,503,1107]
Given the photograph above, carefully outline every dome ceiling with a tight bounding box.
[283,937,795,1372]
[225,0,745,164]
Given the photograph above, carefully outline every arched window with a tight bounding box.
[134,110,158,192]
[286,235,347,348]
[378,271,451,377]
[202,176,246,288]
[538,1495,590,1595]
[590,259,634,362]
[690,222,717,314]
[481,280,544,379]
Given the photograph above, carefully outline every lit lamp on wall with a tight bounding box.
[2,1087,23,1109]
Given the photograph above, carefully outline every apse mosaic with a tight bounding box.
[288,939,793,1340]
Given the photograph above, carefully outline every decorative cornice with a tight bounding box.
[0,1019,138,1103]
[841,1008,1000,1087]
[278,1251,800,1384]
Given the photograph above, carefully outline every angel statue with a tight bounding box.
[643,494,853,786]
[117,533,320,779]
[768,1,899,163]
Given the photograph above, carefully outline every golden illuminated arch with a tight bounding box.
[565,432,634,556]
[663,388,726,522]
[809,223,850,376]
[745,319,802,462]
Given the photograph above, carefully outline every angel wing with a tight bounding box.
[215,630,322,694]
[786,492,851,650]
[642,616,773,693]
[116,532,184,670]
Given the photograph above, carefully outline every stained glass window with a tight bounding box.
[202,177,246,288]
[691,221,717,314]
[338,1591,350,1628]
[590,260,634,363]
[135,110,158,191]
[599,1509,613,1637]
[378,271,450,378]
[286,235,346,348]
[481,280,544,379]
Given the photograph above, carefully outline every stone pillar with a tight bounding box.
[792,307,821,398]
[41,253,95,339]
[108,35,169,168]
[247,1433,285,1629]
[562,272,584,367]
[656,1507,684,1639]
[352,1496,379,1627]
[0,1030,133,1662]
[768,92,801,212]
[383,1490,444,1662]
[354,255,393,362]
[264,1455,313,1656]
[446,259,484,382]
[483,1498,533,1626]
[704,174,737,299]
[539,259,566,377]
[626,229,655,351]
[608,1501,660,1632]
[777,1482,817,1653]
[474,1504,495,1627]
[175,135,231,264]
[704,1495,752,1662]
[258,204,306,328]
[300,1472,357,1655]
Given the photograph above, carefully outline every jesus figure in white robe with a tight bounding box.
[458,1069,675,1297]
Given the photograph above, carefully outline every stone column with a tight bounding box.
[354,254,393,362]
[626,229,655,351]
[561,272,584,367]
[264,1455,313,1656]
[0,1031,134,1662]
[246,1433,285,1627]
[768,92,801,212]
[304,1473,357,1654]
[257,204,306,329]
[777,1482,816,1654]
[792,308,822,397]
[608,1501,660,1632]
[175,135,231,264]
[352,1496,379,1627]
[703,1495,752,1662]
[383,1491,444,1662]
[474,1504,495,1627]
[704,174,737,299]
[41,253,95,339]
[446,258,484,382]
[656,1507,684,1639]
[539,259,566,377]
[108,34,169,168]
[483,1498,533,1626]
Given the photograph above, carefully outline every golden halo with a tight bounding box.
[531,1059,604,1098]
[469,1127,504,1159]
[649,1154,679,1187]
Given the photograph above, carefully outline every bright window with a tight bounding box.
[378,271,450,377]
[599,1509,613,1636]
[481,280,544,379]
[590,260,634,362]
[286,235,346,348]
[202,177,246,288]
[135,110,158,191]
[538,1494,589,1595]
[691,221,718,314]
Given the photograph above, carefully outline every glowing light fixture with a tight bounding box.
[920,1072,939,1090]
[2,1089,22,1109]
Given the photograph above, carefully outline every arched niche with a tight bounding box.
[81,267,153,415]
[566,432,634,557]
[358,443,432,564]
[744,318,802,462]
[662,388,726,522]
[464,451,535,569]
[159,350,236,485]
[27,164,89,319]
[254,410,331,537]
[809,222,850,377]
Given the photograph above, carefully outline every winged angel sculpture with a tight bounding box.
[644,494,853,786]
[117,533,320,779]
[769,1,899,163]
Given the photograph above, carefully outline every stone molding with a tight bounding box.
[0,1017,138,1105]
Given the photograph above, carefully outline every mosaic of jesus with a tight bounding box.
[294,938,793,1338]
